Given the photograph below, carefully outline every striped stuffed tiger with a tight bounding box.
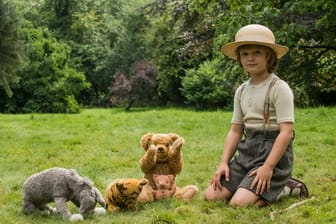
[104,178,148,212]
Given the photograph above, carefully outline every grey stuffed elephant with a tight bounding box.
[22,167,106,221]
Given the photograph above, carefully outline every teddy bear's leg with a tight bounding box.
[137,184,154,202]
[174,185,199,201]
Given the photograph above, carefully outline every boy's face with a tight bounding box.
[238,45,268,76]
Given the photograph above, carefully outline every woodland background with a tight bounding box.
[1,0,335,113]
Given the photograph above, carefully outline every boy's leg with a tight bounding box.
[229,188,260,207]
[204,184,233,201]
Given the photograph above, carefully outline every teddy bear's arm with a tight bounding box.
[140,145,157,172]
[169,137,184,157]
[168,189,175,197]
[168,137,184,174]
[153,189,174,200]
[168,159,183,174]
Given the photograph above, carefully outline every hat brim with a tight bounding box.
[221,41,289,60]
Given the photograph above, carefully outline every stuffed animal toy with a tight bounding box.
[139,133,184,187]
[152,174,176,200]
[22,167,106,222]
[104,178,148,212]
[137,133,198,202]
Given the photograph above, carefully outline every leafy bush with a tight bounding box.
[0,27,90,113]
[181,58,244,109]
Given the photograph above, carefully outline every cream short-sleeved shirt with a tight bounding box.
[231,73,294,130]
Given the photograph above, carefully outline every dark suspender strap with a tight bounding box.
[263,77,280,127]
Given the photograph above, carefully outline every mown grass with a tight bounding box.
[0,107,335,224]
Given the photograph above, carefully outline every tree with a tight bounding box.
[150,0,336,108]
[127,60,157,110]
[142,0,216,105]
[39,0,112,106]
[3,0,335,110]
[0,0,22,97]
[0,27,90,113]
[277,0,336,106]
[107,60,157,110]
[98,8,151,105]
[107,72,132,108]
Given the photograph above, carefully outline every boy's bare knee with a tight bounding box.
[229,197,247,207]
[204,192,216,201]
[204,186,232,201]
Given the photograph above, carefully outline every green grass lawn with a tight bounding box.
[0,107,335,224]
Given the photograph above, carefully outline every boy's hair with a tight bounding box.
[236,45,279,73]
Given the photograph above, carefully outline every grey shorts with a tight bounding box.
[220,129,293,202]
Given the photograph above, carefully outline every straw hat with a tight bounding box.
[221,24,289,60]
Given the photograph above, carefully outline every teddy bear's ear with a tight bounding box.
[168,133,180,142]
[140,133,153,150]
[140,179,149,186]
[167,175,175,182]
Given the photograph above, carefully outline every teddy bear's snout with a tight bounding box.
[157,146,164,152]
[159,183,169,189]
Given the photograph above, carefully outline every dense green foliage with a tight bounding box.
[2,26,90,113]
[0,0,22,97]
[145,0,336,107]
[181,58,237,109]
[0,0,335,112]
[0,107,335,223]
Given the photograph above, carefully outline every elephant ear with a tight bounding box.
[66,169,82,187]
[140,133,153,151]
[60,170,81,195]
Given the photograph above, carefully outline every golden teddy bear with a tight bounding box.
[137,133,198,202]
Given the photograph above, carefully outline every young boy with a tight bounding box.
[204,24,308,207]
